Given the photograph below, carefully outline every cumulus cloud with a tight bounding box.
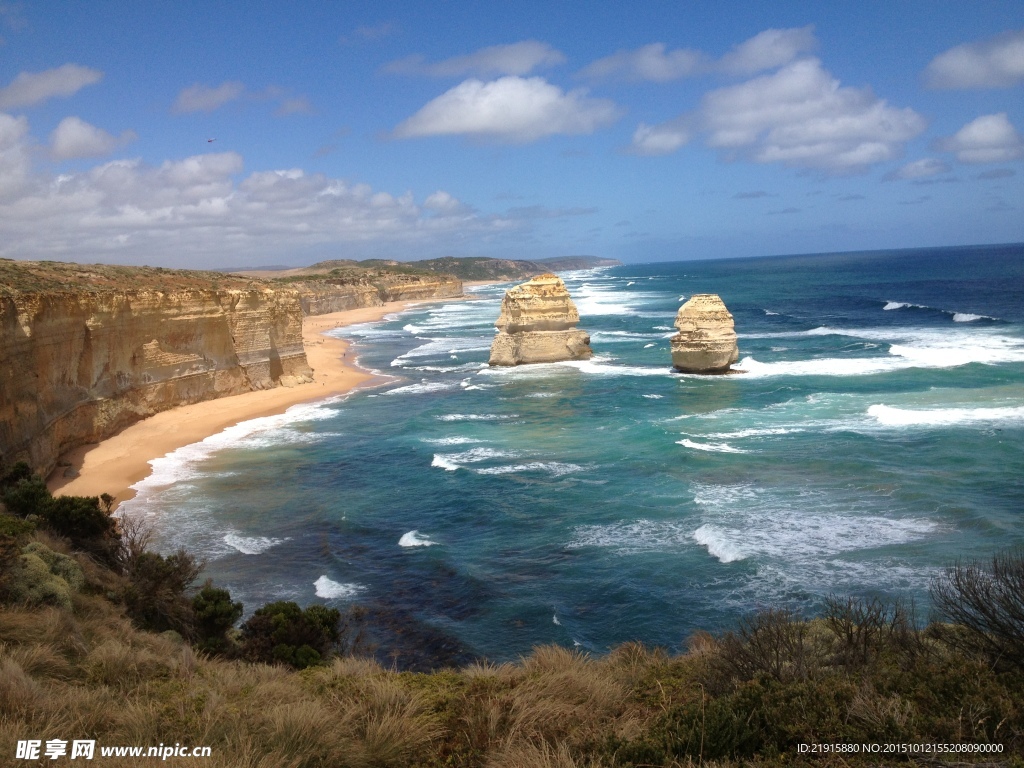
[0,113,529,263]
[579,43,704,82]
[393,76,621,142]
[581,26,816,82]
[0,64,102,109]
[384,41,565,77]
[718,25,816,75]
[883,157,951,181]
[172,81,245,113]
[936,113,1024,163]
[630,119,691,155]
[631,58,925,173]
[924,29,1024,89]
[49,116,136,160]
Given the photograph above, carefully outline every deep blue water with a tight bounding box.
[126,243,1024,664]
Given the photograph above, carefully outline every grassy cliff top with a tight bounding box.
[234,255,621,283]
[0,259,261,297]
[0,258,459,297]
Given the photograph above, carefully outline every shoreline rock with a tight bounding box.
[488,274,593,366]
[670,294,739,374]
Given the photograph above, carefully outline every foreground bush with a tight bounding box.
[239,600,341,669]
[932,547,1024,672]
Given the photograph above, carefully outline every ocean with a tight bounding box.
[123,243,1024,666]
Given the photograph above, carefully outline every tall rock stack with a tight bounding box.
[488,274,593,366]
[670,294,739,374]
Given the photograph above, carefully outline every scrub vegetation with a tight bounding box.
[1,463,1022,767]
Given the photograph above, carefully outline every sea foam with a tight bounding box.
[314,576,362,599]
[867,403,1024,427]
[223,533,288,555]
[399,530,437,547]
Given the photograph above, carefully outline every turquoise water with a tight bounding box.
[126,244,1024,667]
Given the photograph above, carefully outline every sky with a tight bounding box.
[0,1,1022,267]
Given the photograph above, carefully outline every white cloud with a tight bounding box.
[579,43,704,82]
[936,113,1024,163]
[274,96,314,116]
[925,29,1024,89]
[0,114,528,263]
[631,119,691,155]
[394,76,621,142]
[630,58,925,173]
[172,81,245,113]
[49,116,136,160]
[718,25,817,75]
[0,112,31,199]
[884,158,951,181]
[0,64,102,109]
[384,41,565,77]
[580,27,816,82]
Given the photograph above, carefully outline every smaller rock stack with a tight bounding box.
[670,294,739,374]
[488,274,593,366]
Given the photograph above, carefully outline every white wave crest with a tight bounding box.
[693,525,746,563]
[867,403,1024,427]
[223,533,288,555]
[422,436,484,445]
[314,576,363,599]
[383,381,458,396]
[431,455,461,471]
[437,413,517,421]
[123,399,343,500]
[399,530,437,547]
[476,462,585,476]
[952,313,992,322]
[676,439,747,453]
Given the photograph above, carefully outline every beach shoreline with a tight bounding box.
[46,292,488,508]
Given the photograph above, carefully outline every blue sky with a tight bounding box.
[0,1,1022,267]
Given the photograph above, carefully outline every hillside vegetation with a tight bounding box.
[1,464,1022,767]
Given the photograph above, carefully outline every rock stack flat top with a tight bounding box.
[495,273,581,333]
[670,293,739,374]
[489,274,593,366]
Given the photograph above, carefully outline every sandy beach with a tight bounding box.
[47,297,456,508]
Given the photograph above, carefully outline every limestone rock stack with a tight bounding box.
[488,274,593,366]
[670,294,739,373]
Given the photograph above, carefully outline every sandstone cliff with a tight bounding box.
[670,294,739,374]
[290,273,462,316]
[0,280,313,477]
[0,259,463,477]
[489,274,593,366]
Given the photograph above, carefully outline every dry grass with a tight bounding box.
[1,590,1022,767]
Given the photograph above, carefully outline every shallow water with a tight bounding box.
[124,243,1024,661]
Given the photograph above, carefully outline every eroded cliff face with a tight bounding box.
[670,294,739,374]
[489,274,593,366]
[1,287,312,476]
[291,274,462,316]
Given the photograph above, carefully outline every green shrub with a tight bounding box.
[0,513,35,538]
[4,542,84,608]
[0,461,32,491]
[1,476,51,517]
[123,549,202,636]
[239,601,342,669]
[192,580,243,654]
